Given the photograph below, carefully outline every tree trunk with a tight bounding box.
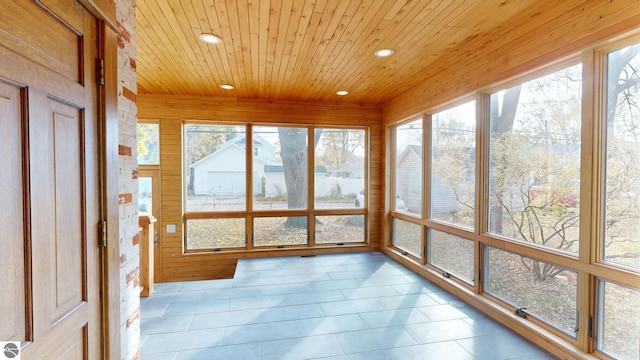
[277,128,323,228]
[489,85,522,233]
[278,127,307,208]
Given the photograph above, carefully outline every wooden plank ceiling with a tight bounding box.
[136,0,541,104]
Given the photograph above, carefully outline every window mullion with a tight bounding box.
[308,127,315,247]
[577,48,602,353]
[422,114,431,265]
[246,124,254,250]
[476,93,490,295]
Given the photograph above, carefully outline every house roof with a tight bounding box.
[397,145,422,162]
[328,159,365,172]
[190,134,280,168]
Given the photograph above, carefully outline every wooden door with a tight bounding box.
[0,1,102,359]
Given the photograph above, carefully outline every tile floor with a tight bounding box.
[140,252,558,360]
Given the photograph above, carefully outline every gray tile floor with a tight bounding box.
[141,252,558,360]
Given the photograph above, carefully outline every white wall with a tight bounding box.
[263,174,361,198]
[324,177,363,197]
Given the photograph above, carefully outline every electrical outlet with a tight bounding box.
[166,224,176,233]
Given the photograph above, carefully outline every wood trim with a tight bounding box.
[307,127,316,248]
[579,47,600,354]
[382,124,392,250]
[97,20,120,360]
[475,93,489,296]
[77,0,116,30]
[422,113,432,266]
[245,125,254,251]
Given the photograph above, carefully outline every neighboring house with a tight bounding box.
[327,159,365,179]
[190,135,280,196]
[191,135,328,197]
[396,145,460,214]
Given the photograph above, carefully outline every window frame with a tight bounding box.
[391,116,425,218]
[482,245,579,339]
[385,37,640,356]
[389,116,425,261]
[429,99,478,231]
[484,62,584,257]
[593,41,640,273]
[589,38,640,357]
[182,121,370,252]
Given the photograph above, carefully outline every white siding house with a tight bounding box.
[190,135,280,196]
[191,135,330,197]
[396,145,460,213]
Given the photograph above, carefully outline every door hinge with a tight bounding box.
[98,220,108,247]
[96,58,105,86]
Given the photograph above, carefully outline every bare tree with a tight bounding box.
[320,129,363,168]
[604,44,640,265]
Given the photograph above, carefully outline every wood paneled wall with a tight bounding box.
[383,0,640,124]
[137,95,383,281]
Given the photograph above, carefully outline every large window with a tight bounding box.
[184,124,247,249]
[314,128,365,209]
[595,41,640,359]
[386,35,640,360]
[394,118,423,215]
[604,43,640,270]
[183,123,368,250]
[185,124,246,212]
[489,64,582,254]
[253,126,307,211]
[431,101,476,229]
[392,118,423,257]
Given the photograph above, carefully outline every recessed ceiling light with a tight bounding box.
[336,90,349,96]
[220,84,235,90]
[199,33,222,44]
[374,48,394,57]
